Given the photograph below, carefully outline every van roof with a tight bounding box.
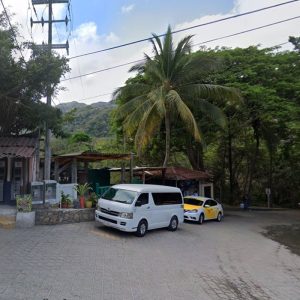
[111,184,182,193]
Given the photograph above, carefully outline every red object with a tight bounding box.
[79,196,85,208]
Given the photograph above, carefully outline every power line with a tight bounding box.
[192,15,300,47]
[61,15,299,82]
[68,0,300,60]
[0,0,26,61]
[64,40,292,104]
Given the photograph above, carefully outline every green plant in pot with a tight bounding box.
[61,191,72,208]
[74,183,91,208]
[86,192,98,208]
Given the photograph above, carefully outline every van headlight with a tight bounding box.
[119,212,133,219]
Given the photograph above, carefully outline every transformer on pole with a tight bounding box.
[31,0,70,180]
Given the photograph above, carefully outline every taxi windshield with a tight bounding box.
[184,198,203,206]
[102,188,137,204]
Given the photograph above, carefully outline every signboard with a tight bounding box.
[265,188,271,195]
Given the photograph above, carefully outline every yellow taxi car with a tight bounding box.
[184,196,223,224]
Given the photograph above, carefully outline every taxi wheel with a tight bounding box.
[135,220,148,237]
[198,213,204,225]
[216,212,222,222]
[168,216,178,231]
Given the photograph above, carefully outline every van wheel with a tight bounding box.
[198,213,204,225]
[168,216,178,231]
[135,220,147,237]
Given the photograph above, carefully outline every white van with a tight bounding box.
[95,184,184,237]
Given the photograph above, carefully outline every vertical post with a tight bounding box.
[44,0,53,180]
[71,158,77,184]
[129,153,134,183]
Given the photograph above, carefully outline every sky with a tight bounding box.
[2,0,300,105]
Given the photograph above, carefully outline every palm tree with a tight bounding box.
[114,26,240,167]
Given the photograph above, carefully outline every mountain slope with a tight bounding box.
[57,101,116,137]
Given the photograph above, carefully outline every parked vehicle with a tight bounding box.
[184,196,223,224]
[95,184,184,237]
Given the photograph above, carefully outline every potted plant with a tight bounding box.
[16,194,35,228]
[61,191,72,208]
[74,183,91,208]
[86,192,98,208]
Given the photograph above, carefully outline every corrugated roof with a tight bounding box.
[55,151,131,162]
[135,166,212,181]
[0,137,37,158]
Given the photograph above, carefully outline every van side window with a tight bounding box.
[152,193,182,205]
[137,193,149,205]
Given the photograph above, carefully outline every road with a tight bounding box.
[0,209,299,300]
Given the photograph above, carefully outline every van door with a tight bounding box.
[134,193,151,228]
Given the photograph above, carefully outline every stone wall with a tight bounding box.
[35,208,95,225]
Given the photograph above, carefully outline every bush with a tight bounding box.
[16,194,32,212]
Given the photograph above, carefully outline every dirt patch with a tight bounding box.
[264,224,300,256]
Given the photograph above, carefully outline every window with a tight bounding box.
[102,188,137,204]
[209,200,217,207]
[184,197,203,206]
[152,193,182,206]
[136,193,149,206]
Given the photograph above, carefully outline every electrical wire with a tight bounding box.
[64,40,293,104]
[61,15,300,82]
[0,0,26,61]
[68,0,300,60]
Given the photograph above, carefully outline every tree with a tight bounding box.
[114,26,240,167]
[0,13,70,136]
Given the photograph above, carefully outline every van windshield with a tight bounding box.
[102,188,137,204]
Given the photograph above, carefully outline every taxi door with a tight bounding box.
[203,200,215,220]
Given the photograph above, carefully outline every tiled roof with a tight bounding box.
[0,137,37,158]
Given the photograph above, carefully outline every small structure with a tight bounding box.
[111,166,214,198]
[54,150,133,186]
[0,136,40,204]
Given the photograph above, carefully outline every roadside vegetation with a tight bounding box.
[1,15,299,208]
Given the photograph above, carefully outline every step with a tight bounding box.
[0,207,17,229]
[0,220,16,229]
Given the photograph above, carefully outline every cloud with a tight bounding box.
[121,4,135,14]
[3,0,300,105]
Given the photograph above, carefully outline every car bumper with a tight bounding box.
[184,212,199,222]
[95,210,136,232]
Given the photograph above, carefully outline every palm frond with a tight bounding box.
[135,102,163,155]
[166,89,201,141]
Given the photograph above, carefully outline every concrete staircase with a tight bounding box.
[0,206,17,229]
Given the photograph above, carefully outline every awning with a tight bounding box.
[0,137,37,158]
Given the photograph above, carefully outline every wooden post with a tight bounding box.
[54,160,59,182]
[71,158,77,183]
[129,153,134,183]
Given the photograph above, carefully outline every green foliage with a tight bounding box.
[60,191,72,207]
[114,26,240,167]
[74,183,92,197]
[0,16,69,136]
[16,194,32,212]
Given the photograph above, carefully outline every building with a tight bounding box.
[0,136,39,205]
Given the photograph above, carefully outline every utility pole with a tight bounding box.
[31,0,70,180]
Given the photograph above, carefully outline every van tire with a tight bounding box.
[135,220,148,237]
[168,216,178,231]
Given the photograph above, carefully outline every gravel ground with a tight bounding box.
[0,209,299,300]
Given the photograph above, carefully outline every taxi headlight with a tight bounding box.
[119,212,133,219]
[189,209,198,213]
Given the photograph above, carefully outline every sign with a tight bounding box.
[265,188,271,195]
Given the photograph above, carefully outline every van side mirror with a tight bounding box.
[135,200,142,207]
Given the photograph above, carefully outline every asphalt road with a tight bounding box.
[0,209,299,300]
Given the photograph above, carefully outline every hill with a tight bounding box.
[57,101,116,137]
